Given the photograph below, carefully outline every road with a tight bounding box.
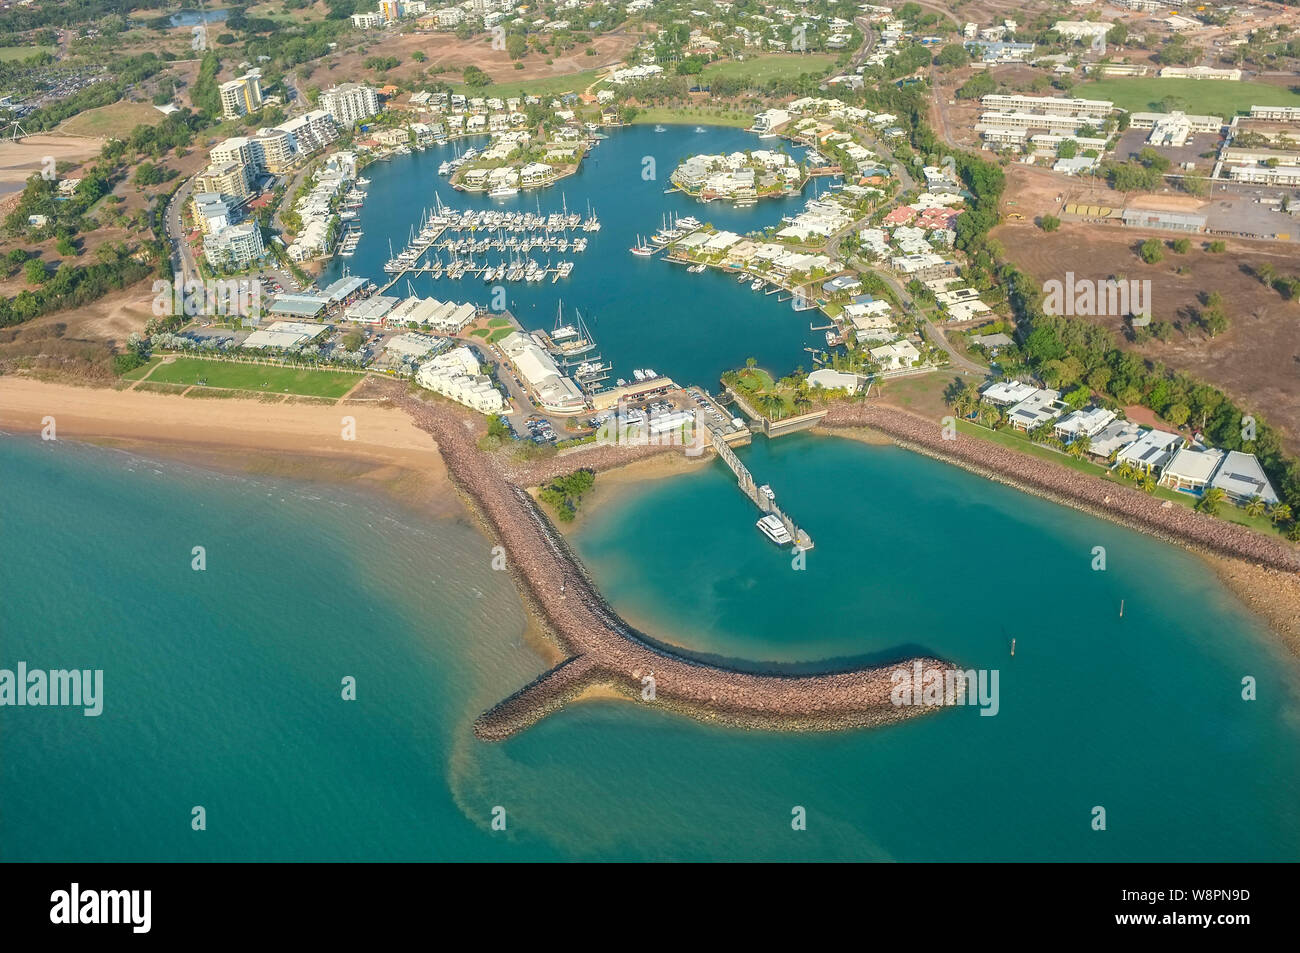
[164,174,200,283]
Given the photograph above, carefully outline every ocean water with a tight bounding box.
[319,124,829,389]
[3,434,1299,861]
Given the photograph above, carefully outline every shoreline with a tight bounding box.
[818,400,1300,653]
[6,373,1297,691]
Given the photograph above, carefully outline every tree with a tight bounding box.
[935,44,969,68]
[1244,495,1266,518]
[1271,502,1293,526]
[1039,214,1061,232]
[506,34,527,60]
[1139,239,1164,264]
[1196,487,1226,516]
[24,259,47,285]
[1116,460,1136,481]
[1139,473,1157,493]
[1171,238,1190,254]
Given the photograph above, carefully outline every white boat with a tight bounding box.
[756,514,793,546]
[654,124,667,133]
[750,278,764,291]
[489,185,519,199]
[630,235,654,257]
[687,263,706,273]
[356,177,371,186]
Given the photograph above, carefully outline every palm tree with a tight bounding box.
[1139,474,1157,494]
[1270,502,1293,526]
[1244,495,1266,518]
[1116,460,1135,481]
[1196,486,1225,516]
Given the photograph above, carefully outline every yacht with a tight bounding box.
[750,278,765,291]
[630,235,654,257]
[756,514,793,546]
[489,185,519,199]
[687,263,706,273]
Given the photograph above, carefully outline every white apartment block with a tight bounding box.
[321,84,380,128]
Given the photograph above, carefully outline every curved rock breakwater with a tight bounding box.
[391,390,957,740]
[820,403,1300,574]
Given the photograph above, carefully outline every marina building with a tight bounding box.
[417,347,506,414]
[498,331,585,414]
[242,321,328,349]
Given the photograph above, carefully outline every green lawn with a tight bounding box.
[1075,77,1300,120]
[139,357,362,398]
[0,45,55,62]
[488,317,511,328]
[629,106,753,128]
[700,53,837,85]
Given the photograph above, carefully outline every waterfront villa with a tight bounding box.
[1115,429,1182,474]
[981,380,1038,406]
[1159,446,1227,494]
[1053,406,1117,442]
[1208,451,1280,505]
[1006,388,1066,432]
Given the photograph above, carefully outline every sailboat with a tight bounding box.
[629,234,654,257]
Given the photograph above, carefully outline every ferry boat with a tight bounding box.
[756,514,793,546]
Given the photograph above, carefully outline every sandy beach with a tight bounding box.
[0,377,460,518]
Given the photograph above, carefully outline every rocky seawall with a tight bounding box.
[392,389,958,740]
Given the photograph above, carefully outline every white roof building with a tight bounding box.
[1208,450,1279,505]
[982,380,1039,406]
[1160,446,1226,493]
[807,368,860,392]
[1116,429,1182,473]
[499,331,585,414]
[1053,406,1117,440]
[1006,389,1065,431]
[416,346,505,415]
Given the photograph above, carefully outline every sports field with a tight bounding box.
[128,357,363,398]
[1075,78,1300,120]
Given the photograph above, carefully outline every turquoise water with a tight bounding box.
[319,125,827,389]
[4,434,1299,861]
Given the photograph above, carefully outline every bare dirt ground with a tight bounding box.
[995,218,1300,453]
[0,135,105,193]
[321,30,638,87]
